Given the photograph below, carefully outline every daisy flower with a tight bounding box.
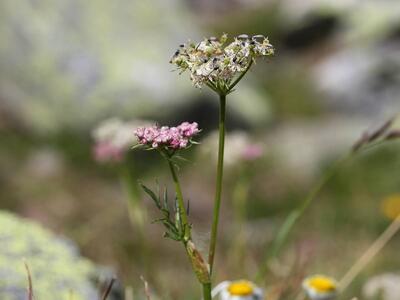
[302,275,338,300]
[212,280,263,300]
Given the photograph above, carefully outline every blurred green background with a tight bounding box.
[1,0,400,299]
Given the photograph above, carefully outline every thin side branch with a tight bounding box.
[24,261,34,300]
[101,277,116,300]
[141,276,152,300]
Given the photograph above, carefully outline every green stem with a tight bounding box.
[208,93,226,276]
[165,156,211,297]
[202,283,212,300]
[167,158,191,240]
[256,152,353,281]
[255,136,397,281]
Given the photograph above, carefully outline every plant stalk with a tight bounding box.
[256,137,395,281]
[166,158,211,298]
[208,93,226,276]
[256,152,352,281]
[339,214,400,291]
[167,159,191,240]
[202,283,212,300]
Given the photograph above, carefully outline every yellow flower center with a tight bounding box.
[307,276,336,292]
[228,281,254,296]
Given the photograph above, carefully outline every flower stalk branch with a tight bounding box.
[228,59,253,93]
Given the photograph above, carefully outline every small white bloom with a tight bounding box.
[92,118,151,149]
[302,275,338,300]
[212,280,263,300]
[363,273,400,300]
[92,118,152,162]
[195,61,215,77]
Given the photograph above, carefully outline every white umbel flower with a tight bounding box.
[212,280,263,300]
[171,34,274,90]
[302,275,338,300]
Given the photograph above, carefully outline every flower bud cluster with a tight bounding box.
[135,122,199,150]
[170,34,274,88]
[352,116,400,152]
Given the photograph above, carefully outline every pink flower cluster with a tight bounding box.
[94,142,124,163]
[135,122,199,150]
[241,144,264,161]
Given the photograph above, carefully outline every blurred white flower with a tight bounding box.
[24,148,64,179]
[302,275,338,300]
[92,118,151,163]
[212,280,263,300]
[363,273,400,300]
[201,131,264,168]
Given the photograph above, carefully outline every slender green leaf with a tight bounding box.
[140,183,161,208]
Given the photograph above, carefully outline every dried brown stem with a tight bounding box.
[24,261,34,300]
[101,277,116,300]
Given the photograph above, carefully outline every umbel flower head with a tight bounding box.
[134,122,200,151]
[170,34,274,92]
[302,275,338,300]
[212,280,263,300]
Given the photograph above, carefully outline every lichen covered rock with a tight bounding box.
[0,211,100,300]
